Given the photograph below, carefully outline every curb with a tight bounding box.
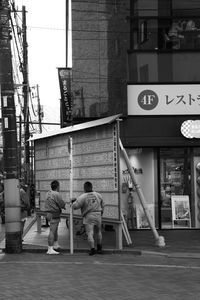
[21,248,200,258]
[2,243,200,258]
[21,246,142,255]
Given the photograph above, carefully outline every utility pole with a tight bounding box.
[0,0,21,253]
[22,5,30,185]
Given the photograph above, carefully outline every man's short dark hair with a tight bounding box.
[51,180,59,191]
[84,181,93,193]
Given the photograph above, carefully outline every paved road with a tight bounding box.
[0,252,200,300]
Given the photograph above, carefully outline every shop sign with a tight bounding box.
[128,84,200,115]
[181,120,200,139]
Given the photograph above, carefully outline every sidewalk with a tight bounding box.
[1,215,200,258]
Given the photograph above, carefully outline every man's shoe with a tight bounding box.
[53,242,61,250]
[89,248,95,256]
[47,247,59,255]
[53,246,60,251]
[97,244,103,254]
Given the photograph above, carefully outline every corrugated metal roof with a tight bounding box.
[29,114,122,141]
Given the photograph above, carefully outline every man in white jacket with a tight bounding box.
[45,180,66,254]
[72,181,104,255]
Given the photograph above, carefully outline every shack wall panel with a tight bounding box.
[73,152,113,166]
[35,157,69,170]
[74,138,113,155]
[35,124,120,220]
[74,165,114,179]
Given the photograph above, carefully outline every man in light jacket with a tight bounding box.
[45,180,66,255]
[72,181,104,256]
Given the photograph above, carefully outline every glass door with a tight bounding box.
[159,148,191,229]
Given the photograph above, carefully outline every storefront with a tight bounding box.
[120,83,200,230]
[120,146,200,230]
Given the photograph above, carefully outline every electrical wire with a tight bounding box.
[10,17,23,72]
[72,0,125,4]
[27,26,65,31]
[26,25,129,35]
[9,1,42,136]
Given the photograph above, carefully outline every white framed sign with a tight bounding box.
[171,195,191,228]
[128,84,200,115]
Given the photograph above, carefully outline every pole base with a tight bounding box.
[155,235,165,247]
[5,231,22,253]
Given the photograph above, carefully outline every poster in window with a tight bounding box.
[171,195,191,228]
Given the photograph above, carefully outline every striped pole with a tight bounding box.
[68,136,74,254]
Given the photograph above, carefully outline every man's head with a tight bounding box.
[84,181,93,193]
[51,180,60,191]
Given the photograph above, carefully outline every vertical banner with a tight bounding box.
[58,68,72,127]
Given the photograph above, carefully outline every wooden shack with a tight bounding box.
[30,114,123,249]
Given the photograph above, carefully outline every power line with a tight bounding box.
[27,26,65,31]
[26,26,129,34]
[10,17,23,71]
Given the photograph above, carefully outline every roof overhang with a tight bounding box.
[29,114,122,142]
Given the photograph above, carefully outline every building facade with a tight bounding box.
[71,0,200,229]
[71,0,129,121]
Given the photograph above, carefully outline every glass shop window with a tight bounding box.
[131,17,200,50]
[160,148,191,229]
